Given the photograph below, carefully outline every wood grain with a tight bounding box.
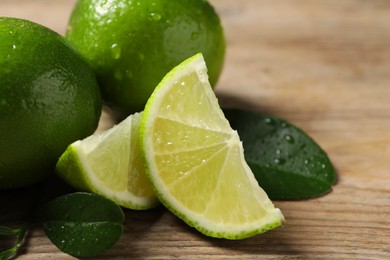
[1,0,390,259]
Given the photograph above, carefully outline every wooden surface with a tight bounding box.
[1,0,390,259]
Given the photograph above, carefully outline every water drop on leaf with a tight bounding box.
[284,134,294,143]
[36,192,124,257]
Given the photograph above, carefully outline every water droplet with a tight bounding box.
[321,164,326,169]
[274,158,286,165]
[181,81,186,86]
[264,117,275,126]
[276,149,281,155]
[191,31,199,40]
[12,44,16,50]
[150,12,161,21]
[284,134,294,143]
[111,43,121,59]
[304,159,309,164]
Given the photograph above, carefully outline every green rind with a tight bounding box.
[0,17,101,189]
[55,144,91,192]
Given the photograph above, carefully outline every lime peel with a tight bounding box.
[66,0,226,114]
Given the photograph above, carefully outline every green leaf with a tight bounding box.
[224,109,336,200]
[0,224,28,260]
[36,192,124,257]
[0,226,18,236]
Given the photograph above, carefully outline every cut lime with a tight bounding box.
[140,53,284,239]
[56,112,159,210]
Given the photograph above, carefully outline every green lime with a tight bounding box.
[66,0,226,114]
[0,17,102,189]
[141,53,284,239]
[56,112,159,210]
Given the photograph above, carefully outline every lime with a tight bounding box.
[0,17,101,189]
[140,53,284,239]
[66,0,226,114]
[56,113,159,210]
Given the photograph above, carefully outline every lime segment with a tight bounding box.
[56,113,159,210]
[141,53,284,239]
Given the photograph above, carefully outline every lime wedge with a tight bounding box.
[141,53,285,239]
[56,112,159,210]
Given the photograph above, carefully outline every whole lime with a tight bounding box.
[66,0,226,114]
[0,17,102,189]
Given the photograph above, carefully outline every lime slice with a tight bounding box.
[56,112,159,210]
[141,53,285,239]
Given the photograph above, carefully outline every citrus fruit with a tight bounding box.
[66,0,226,114]
[56,113,159,210]
[140,53,284,239]
[0,17,101,189]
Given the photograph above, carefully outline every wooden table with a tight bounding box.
[1,0,390,259]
